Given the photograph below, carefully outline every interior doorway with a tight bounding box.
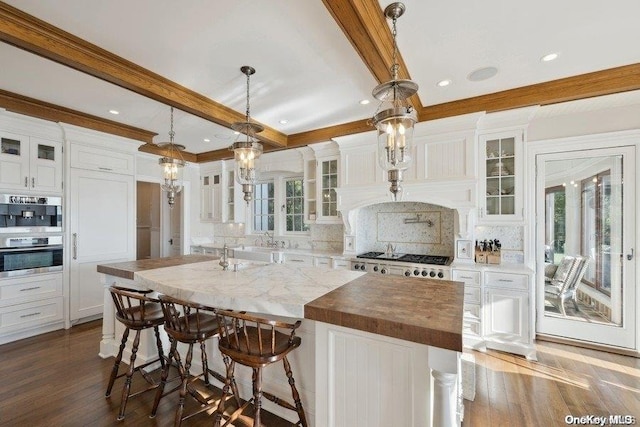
[136,181,161,260]
[536,145,636,350]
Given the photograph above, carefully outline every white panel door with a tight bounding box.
[69,168,134,321]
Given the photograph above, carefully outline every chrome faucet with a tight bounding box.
[386,243,397,257]
[264,231,277,248]
[219,243,229,270]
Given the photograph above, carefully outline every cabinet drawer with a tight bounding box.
[464,286,481,304]
[314,257,332,267]
[464,303,481,323]
[463,321,481,337]
[284,255,313,266]
[0,297,64,331]
[452,270,481,286]
[0,274,63,307]
[70,144,134,175]
[485,272,528,291]
[332,258,349,269]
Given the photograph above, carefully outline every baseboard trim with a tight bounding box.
[535,334,639,358]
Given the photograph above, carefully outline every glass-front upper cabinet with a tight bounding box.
[316,157,341,223]
[0,132,62,193]
[478,130,523,222]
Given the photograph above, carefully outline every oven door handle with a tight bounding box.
[0,245,63,253]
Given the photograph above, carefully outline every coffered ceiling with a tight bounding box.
[1,0,639,163]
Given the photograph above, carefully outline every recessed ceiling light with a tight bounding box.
[108,109,119,115]
[541,52,559,62]
[203,138,210,142]
[437,79,451,87]
[467,66,498,82]
[279,119,288,124]
[359,99,370,105]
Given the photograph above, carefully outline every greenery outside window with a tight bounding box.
[285,178,308,232]
[253,181,274,232]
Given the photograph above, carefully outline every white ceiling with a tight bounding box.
[1,0,640,154]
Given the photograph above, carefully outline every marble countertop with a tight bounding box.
[98,255,464,350]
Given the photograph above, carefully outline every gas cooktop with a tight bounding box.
[356,252,450,266]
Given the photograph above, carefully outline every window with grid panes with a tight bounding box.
[285,178,308,232]
[253,181,274,232]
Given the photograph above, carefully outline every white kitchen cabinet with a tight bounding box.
[200,171,221,222]
[451,269,485,351]
[332,257,350,270]
[283,253,314,266]
[69,166,135,322]
[221,164,246,223]
[478,130,524,223]
[303,158,317,224]
[316,156,341,224]
[0,132,62,193]
[69,143,134,175]
[0,272,64,344]
[483,270,535,360]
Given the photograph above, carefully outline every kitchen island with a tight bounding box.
[97,255,464,427]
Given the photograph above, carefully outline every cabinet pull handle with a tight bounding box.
[460,275,474,280]
[498,279,513,283]
[24,176,28,187]
[73,233,78,260]
[627,248,634,261]
[31,177,35,188]
[290,259,305,263]
[479,207,483,218]
[98,167,113,171]
[21,312,41,318]
[20,286,41,291]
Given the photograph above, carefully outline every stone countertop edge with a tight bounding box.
[305,274,465,352]
[97,254,214,280]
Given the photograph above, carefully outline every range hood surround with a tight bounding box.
[336,179,476,256]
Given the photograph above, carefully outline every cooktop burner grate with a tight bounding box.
[356,252,450,266]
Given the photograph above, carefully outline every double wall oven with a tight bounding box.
[0,195,63,277]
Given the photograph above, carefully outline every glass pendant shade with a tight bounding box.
[231,65,264,204]
[371,2,418,201]
[158,107,186,208]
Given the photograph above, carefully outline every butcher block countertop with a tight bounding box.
[98,255,464,351]
[305,274,464,352]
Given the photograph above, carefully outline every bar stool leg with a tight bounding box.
[106,327,130,397]
[174,343,193,427]
[153,325,166,369]
[213,359,237,427]
[150,338,177,418]
[117,329,141,421]
[283,356,308,427]
[200,340,210,385]
[252,367,263,427]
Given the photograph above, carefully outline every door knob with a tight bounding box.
[627,248,634,261]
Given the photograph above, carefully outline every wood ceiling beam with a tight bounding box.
[0,89,157,143]
[0,2,287,148]
[419,63,640,121]
[321,0,423,110]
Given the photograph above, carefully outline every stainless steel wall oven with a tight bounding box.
[0,235,63,278]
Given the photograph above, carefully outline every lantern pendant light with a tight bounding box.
[158,106,186,208]
[371,2,418,201]
[230,66,264,204]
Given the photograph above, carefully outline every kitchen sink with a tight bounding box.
[232,246,284,263]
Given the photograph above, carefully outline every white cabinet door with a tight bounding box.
[0,133,62,193]
[69,168,135,321]
[484,287,529,343]
[316,157,341,224]
[478,130,524,223]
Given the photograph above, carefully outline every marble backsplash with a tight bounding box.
[355,202,455,257]
[203,222,344,252]
[474,225,524,264]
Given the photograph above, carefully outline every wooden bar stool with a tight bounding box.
[213,309,308,427]
[150,294,240,426]
[106,286,166,421]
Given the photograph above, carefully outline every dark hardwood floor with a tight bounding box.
[1,321,638,426]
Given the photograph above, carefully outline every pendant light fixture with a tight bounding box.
[230,65,263,204]
[158,106,186,208]
[371,2,418,201]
